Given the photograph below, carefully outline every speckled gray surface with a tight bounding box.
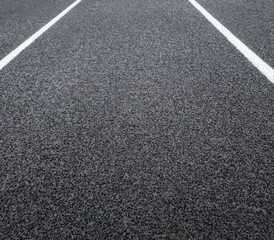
[0,0,74,59]
[197,0,274,67]
[0,0,274,239]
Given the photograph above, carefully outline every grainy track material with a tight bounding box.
[0,0,75,59]
[197,0,274,67]
[0,0,273,239]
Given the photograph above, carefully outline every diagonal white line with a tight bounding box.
[0,0,82,71]
[189,0,274,84]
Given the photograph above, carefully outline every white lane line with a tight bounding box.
[189,0,274,84]
[0,0,82,71]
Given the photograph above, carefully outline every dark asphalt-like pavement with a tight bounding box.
[197,0,274,67]
[0,0,74,59]
[1,0,273,239]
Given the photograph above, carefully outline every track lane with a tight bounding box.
[0,0,273,239]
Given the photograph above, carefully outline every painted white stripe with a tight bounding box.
[0,0,82,71]
[189,0,274,83]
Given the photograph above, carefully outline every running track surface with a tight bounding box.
[0,0,273,239]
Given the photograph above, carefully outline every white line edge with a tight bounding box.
[189,0,274,84]
[0,0,82,71]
